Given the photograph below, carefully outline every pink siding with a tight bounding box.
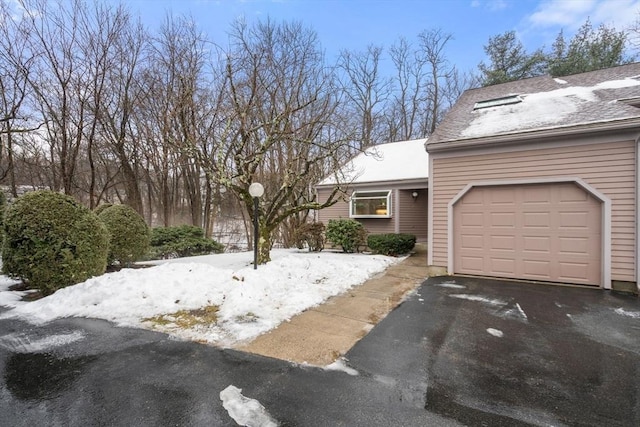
[431,140,636,282]
[317,186,428,241]
[398,189,428,242]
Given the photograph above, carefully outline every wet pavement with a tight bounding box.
[1,276,639,426]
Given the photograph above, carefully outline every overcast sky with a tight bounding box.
[122,0,640,73]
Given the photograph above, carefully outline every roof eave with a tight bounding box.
[426,117,640,154]
[315,177,429,190]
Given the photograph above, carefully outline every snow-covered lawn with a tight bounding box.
[0,249,400,346]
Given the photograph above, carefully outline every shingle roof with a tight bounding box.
[317,138,428,186]
[428,63,640,150]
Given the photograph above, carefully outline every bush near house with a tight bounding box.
[2,191,109,295]
[293,222,325,252]
[367,233,416,256]
[325,219,367,253]
[147,225,224,259]
[98,204,150,267]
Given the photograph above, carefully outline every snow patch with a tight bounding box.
[614,308,640,319]
[449,294,507,306]
[0,330,85,353]
[435,281,466,289]
[515,303,528,320]
[486,328,504,337]
[554,78,567,84]
[219,385,278,427]
[324,358,359,376]
[0,249,399,346]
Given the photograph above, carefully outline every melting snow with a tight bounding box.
[449,294,507,306]
[0,331,85,353]
[324,358,359,376]
[0,249,399,346]
[219,385,278,427]
[486,328,504,337]
[614,308,640,319]
[435,281,466,289]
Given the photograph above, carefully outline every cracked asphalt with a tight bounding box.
[1,276,639,426]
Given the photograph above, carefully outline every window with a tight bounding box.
[350,190,392,218]
[473,95,522,110]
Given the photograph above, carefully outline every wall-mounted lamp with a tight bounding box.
[411,191,419,201]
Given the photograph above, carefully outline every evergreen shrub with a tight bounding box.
[147,225,224,259]
[367,233,416,256]
[325,219,367,253]
[98,204,150,266]
[2,191,109,294]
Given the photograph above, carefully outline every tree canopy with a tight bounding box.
[478,19,635,86]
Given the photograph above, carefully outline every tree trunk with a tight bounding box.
[258,223,272,265]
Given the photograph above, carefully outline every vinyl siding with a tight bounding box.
[317,186,429,241]
[431,140,636,282]
[398,189,428,242]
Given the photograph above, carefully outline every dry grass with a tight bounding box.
[143,305,219,329]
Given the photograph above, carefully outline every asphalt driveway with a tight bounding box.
[0,276,638,426]
[348,275,640,426]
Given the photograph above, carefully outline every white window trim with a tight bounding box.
[447,177,611,289]
[350,190,393,219]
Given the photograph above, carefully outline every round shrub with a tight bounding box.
[293,222,325,252]
[325,218,367,253]
[147,225,224,259]
[93,203,113,216]
[2,190,109,294]
[367,233,416,256]
[98,204,150,266]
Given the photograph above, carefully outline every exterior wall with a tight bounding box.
[398,189,428,242]
[317,186,428,242]
[317,187,349,223]
[430,139,636,282]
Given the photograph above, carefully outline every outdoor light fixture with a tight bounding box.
[412,191,419,201]
[248,182,264,270]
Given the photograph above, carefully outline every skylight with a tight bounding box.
[473,95,522,110]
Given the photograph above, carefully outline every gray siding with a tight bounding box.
[398,189,428,242]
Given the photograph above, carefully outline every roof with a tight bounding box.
[317,138,429,187]
[428,63,640,151]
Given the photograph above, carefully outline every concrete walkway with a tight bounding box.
[236,246,429,366]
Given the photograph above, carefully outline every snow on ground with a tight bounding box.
[219,385,278,427]
[0,249,400,346]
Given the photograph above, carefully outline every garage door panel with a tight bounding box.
[490,258,516,274]
[460,256,485,272]
[460,234,483,250]
[491,212,516,227]
[454,183,601,286]
[523,236,551,253]
[491,235,515,250]
[523,212,551,228]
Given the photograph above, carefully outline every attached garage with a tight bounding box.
[426,63,640,292]
[451,182,604,286]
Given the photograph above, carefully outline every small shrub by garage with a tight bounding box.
[293,222,325,252]
[325,219,367,253]
[367,233,416,256]
[147,225,224,259]
[98,204,150,267]
[2,191,109,295]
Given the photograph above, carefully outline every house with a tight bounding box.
[316,138,429,242]
[426,63,640,292]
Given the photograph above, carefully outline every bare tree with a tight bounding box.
[179,19,350,263]
[337,45,392,148]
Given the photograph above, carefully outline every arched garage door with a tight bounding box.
[453,182,602,286]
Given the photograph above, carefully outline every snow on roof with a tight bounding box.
[428,63,640,147]
[317,138,428,186]
[461,77,640,139]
